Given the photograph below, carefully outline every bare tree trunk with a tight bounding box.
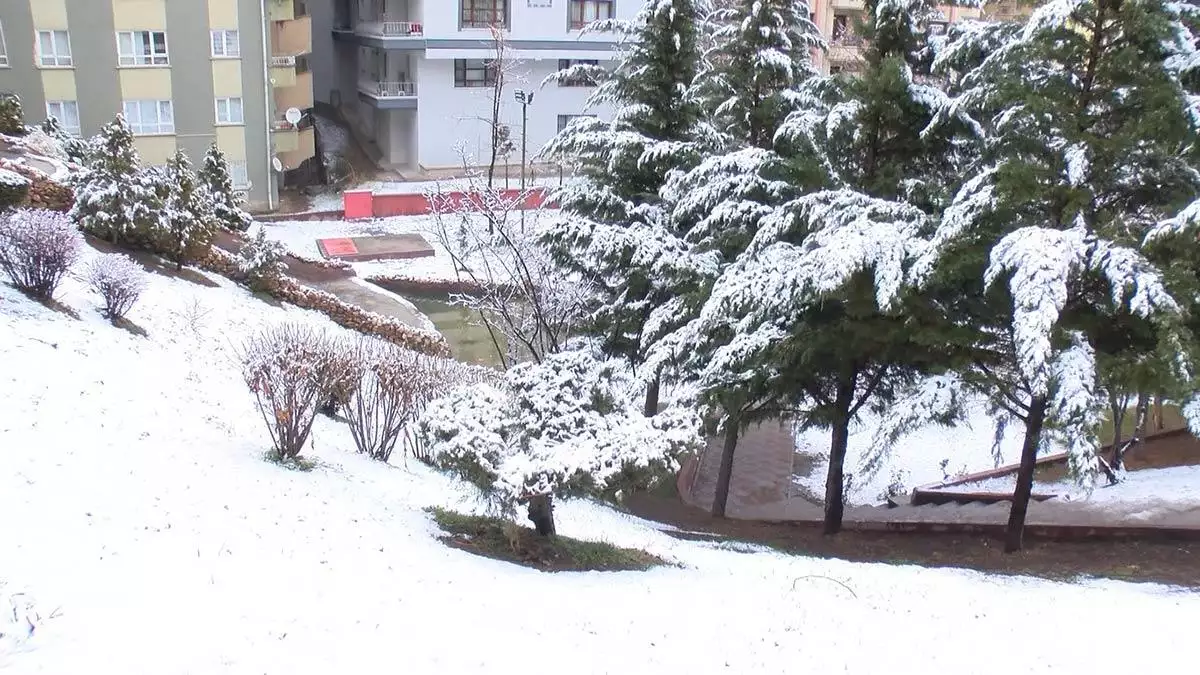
[1004,395,1048,553]
[643,367,661,417]
[823,375,857,535]
[1119,391,1152,470]
[527,494,556,536]
[711,412,740,518]
[1153,394,1165,433]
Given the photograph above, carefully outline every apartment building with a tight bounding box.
[326,0,632,171]
[0,0,317,211]
[811,1,984,74]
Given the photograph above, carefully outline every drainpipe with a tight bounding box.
[260,0,277,211]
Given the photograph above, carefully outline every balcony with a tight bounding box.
[276,71,314,110]
[358,80,418,109]
[270,55,298,87]
[269,0,299,22]
[830,0,866,9]
[273,14,313,57]
[277,126,316,169]
[357,18,424,38]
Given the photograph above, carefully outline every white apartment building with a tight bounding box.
[329,0,632,171]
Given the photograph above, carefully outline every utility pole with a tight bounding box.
[514,89,533,232]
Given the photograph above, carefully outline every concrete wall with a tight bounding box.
[0,1,46,120]
[414,57,609,169]
[308,0,337,103]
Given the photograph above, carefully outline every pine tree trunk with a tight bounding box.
[1153,394,1164,433]
[711,412,740,518]
[643,368,661,417]
[527,494,556,536]
[823,376,857,535]
[1106,391,1125,484]
[1004,395,1048,553]
[1120,392,1152,471]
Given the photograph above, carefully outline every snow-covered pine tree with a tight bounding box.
[70,115,165,249]
[541,0,709,414]
[0,94,24,136]
[917,0,1200,552]
[655,0,973,529]
[644,0,824,516]
[156,150,216,270]
[38,116,88,164]
[199,144,252,233]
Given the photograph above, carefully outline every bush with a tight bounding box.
[85,253,147,322]
[241,324,355,462]
[0,208,82,299]
[0,168,30,210]
[237,226,288,292]
[0,95,24,136]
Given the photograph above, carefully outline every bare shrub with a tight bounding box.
[241,324,354,462]
[85,253,146,321]
[0,208,82,299]
[343,339,420,462]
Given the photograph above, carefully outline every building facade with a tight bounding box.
[811,1,985,74]
[327,0,632,171]
[0,0,316,211]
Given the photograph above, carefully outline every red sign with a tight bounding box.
[320,238,359,257]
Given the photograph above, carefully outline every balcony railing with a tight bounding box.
[356,19,424,37]
[364,81,418,98]
[271,55,296,67]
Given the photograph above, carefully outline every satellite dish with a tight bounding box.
[271,157,284,173]
[284,107,302,125]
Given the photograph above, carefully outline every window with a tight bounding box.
[228,160,249,189]
[557,114,596,133]
[928,20,948,36]
[832,14,851,43]
[37,30,72,67]
[122,100,174,135]
[557,59,599,87]
[460,0,508,29]
[117,31,169,66]
[570,0,614,29]
[210,30,240,58]
[45,101,80,136]
[453,59,496,87]
[0,21,8,67]
[215,97,244,125]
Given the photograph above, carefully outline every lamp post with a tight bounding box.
[514,88,534,232]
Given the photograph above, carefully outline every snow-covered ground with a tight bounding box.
[3,249,1200,673]
[944,466,1200,507]
[795,404,1056,505]
[263,210,542,283]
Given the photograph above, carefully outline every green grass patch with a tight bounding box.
[265,449,317,472]
[426,507,667,572]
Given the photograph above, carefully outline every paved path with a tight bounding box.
[685,419,796,516]
[315,277,428,329]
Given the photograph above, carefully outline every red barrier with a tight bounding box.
[342,187,556,220]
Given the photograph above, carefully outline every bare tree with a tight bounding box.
[425,161,592,369]
[483,24,517,198]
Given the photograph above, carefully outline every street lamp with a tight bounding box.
[514,89,534,232]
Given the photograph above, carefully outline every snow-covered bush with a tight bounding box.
[342,339,423,462]
[18,128,67,161]
[0,208,82,299]
[0,168,30,210]
[199,144,252,233]
[152,151,216,270]
[70,115,166,250]
[237,225,288,292]
[417,343,703,535]
[0,94,24,136]
[85,253,147,322]
[241,324,355,463]
[39,116,88,164]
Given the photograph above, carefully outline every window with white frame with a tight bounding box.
[460,0,508,29]
[215,97,244,125]
[122,100,174,135]
[117,31,169,66]
[228,160,250,189]
[557,114,596,133]
[0,21,9,67]
[210,29,240,58]
[569,0,614,29]
[37,30,73,67]
[45,101,80,136]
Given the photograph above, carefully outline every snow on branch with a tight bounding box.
[1046,333,1101,490]
[856,374,967,486]
[1145,197,1200,243]
[911,165,998,285]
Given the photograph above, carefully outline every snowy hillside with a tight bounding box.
[2,250,1199,674]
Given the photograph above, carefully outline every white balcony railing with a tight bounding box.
[271,55,296,67]
[356,19,424,37]
[366,81,418,98]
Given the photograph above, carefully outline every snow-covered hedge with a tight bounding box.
[417,343,703,526]
[0,208,82,299]
[237,225,288,292]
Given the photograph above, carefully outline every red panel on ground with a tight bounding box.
[367,187,557,218]
[343,189,375,220]
[320,238,359,257]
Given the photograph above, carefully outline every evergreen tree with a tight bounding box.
[643,0,824,516]
[199,144,252,233]
[156,150,216,270]
[39,115,88,164]
[918,0,1200,552]
[654,0,971,529]
[541,0,709,414]
[70,115,164,248]
[0,94,25,136]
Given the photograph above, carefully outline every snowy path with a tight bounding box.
[2,254,1199,674]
